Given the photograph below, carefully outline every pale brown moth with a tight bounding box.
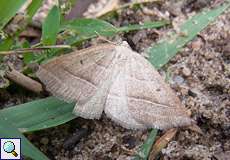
[36,43,194,130]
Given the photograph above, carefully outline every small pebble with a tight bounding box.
[180,87,189,96]
[214,151,230,160]
[222,44,230,58]
[63,128,89,150]
[40,137,49,145]
[188,89,198,97]
[173,75,184,85]
[142,7,156,16]
[122,135,137,149]
[132,30,147,45]
[191,39,202,51]
[204,52,215,60]
[182,66,191,77]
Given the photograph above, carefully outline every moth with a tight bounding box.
[36,43,194,130]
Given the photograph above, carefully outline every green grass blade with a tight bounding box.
[117,21,169,33]
[0,97,76,133]
[0,37,13,51]
[133,129,158,160]
[147,2,230,69]
[27,0,43,19]
[0,0,27,30]
[36,19,168,62]
[0,116,49,160]
[42,5,60,45]
[0,37,14,62]
[62,19,168,44]
[62,18,118,37]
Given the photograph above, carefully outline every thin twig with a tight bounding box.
[6,66,43,93]
[0,45,71,55]
[98,0,163,18]
[117,0,163,11]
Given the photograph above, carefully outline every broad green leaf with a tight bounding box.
[42,6,60,45]
[0,0,27,30]
[0,115,49,160]
[147,1,230,69]
[133,129,158,160]
[0,97,76,133]
[27,0,43,19]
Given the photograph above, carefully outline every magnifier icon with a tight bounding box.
[3,141,18,157]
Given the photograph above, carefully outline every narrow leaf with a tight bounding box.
[117,21,169,33]
[42,6,60,45]
[62,18,118,37]
[27,0,43,19]
[0,115,49,160]
[62,19,168,41]
[147,2,230,69]
[0,37,14,61]
[0,38,14,51]
[133,129,158,160]
[38,19,167,62]
[0,97,76,133]
[0,0,27,30]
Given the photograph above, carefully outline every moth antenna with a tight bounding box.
[94,31,117,45]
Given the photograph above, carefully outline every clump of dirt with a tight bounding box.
[28,116,148,160]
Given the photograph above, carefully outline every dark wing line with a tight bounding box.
[37,45,116,103]
[62,67,97,88]
[104,56,146,129]
[125,54,193,129]
[73,52,120,119]
[37,67,77,102]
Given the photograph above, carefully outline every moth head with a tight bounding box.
[120,41,132,49]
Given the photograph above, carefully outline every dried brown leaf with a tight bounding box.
[148,128,177,160]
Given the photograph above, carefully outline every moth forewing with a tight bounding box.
[73,48,124,119]
[124,52,193,129]
[37,44,118,119]
[37,44,195,130]
[104,57,146,129]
